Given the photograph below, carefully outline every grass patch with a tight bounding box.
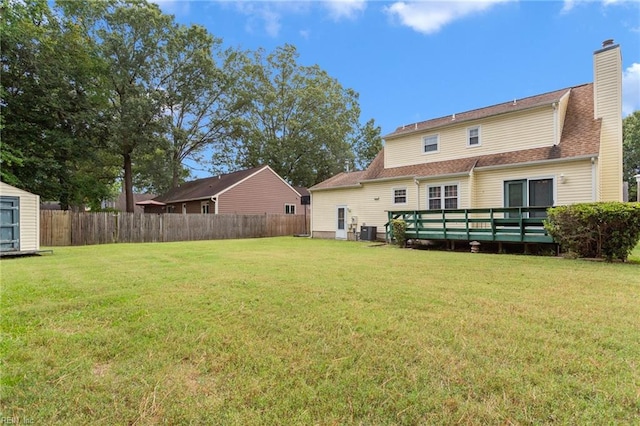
[1,238,639,424]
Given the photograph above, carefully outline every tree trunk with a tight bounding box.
[171,154,180,189]
[123,151,134,212]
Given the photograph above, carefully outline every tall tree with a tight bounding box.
[623,111,640,201]
[60,0,174,211]
[1,0,118,208]
[160,30,249,189]
[61,0,247,208]
[214,44,362,187]
[351,118,383,171]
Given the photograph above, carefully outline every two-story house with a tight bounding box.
[309,41,622,240]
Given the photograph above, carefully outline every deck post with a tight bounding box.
[465,210,470,240]
[442,210,447,240]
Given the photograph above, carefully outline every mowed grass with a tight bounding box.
[1,238,639,425]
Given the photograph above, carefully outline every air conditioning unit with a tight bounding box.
[360,226,377,241]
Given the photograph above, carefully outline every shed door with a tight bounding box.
[0,197,20,252]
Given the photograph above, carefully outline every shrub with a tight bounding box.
[390,219,407,247]
[545,202,640,261]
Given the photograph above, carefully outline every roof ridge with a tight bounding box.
[394,85,576,133]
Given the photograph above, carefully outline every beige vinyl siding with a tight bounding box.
[312,179,418,235]
[384,106,556,169]
[311,177,471,237]
[0,182,40,251]
[594,45,623,201]
[473,160,593,208]
[417,177,470,210]
[556,90,570,144]
[219,168,302,215]
[311,187,360,236]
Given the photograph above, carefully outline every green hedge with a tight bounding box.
[390,219,407,247]
[545,202,640,261]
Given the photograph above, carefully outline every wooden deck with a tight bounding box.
[386,207,555,244]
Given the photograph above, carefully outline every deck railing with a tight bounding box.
[386,207,554,244]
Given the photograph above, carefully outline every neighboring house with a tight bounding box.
[294,186,311,217]
[103,192,157,213]
[0,182,40,255]
[138,166,307,215]
[310,41,623,240]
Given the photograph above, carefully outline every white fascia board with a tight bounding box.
[475,154,597,172]
[359,175,416,184]
[414,172,471,182]
[308,184,363,192]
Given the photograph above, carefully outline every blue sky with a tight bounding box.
[159,0,640,135]
[156,0,639,175]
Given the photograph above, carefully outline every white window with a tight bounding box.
[393,188,407,204]
[285,204,296,214]
[423,135,439,153]
[201,201,209,214]
[428,184,458,210]
[468,126,481,147]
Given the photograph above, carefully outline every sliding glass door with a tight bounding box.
[504,178,553,218]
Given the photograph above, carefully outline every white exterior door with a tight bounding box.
[336,206,347,239]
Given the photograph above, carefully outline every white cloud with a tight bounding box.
[323,0,367,20]
[232,2,284,37]
[384,0,513,35]
[622,62,640,116]
[562,0,628,13]
[227,1,314,37]
[300,29,311,39]
[561,0,576,13]
[153,0,191,16]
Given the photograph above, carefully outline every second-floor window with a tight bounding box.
[468,126,481,147]
[423,135,439,153]
[393,188,407,204]
[428,184,458,209]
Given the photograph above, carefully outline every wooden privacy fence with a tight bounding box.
[40,211,309,246]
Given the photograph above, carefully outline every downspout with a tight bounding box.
[552,102,559,145]
[591,157,597,201]
[212,196,219,214]
[309,192,314,238]
[414,178,420,210]
[469,160,479,208]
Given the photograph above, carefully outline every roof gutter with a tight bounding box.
[155,196,216,204]
[475,154,598,172]
[413,171,471,182]
[309,183,363,192]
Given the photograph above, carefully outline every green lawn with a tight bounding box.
[1,238,639,425]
